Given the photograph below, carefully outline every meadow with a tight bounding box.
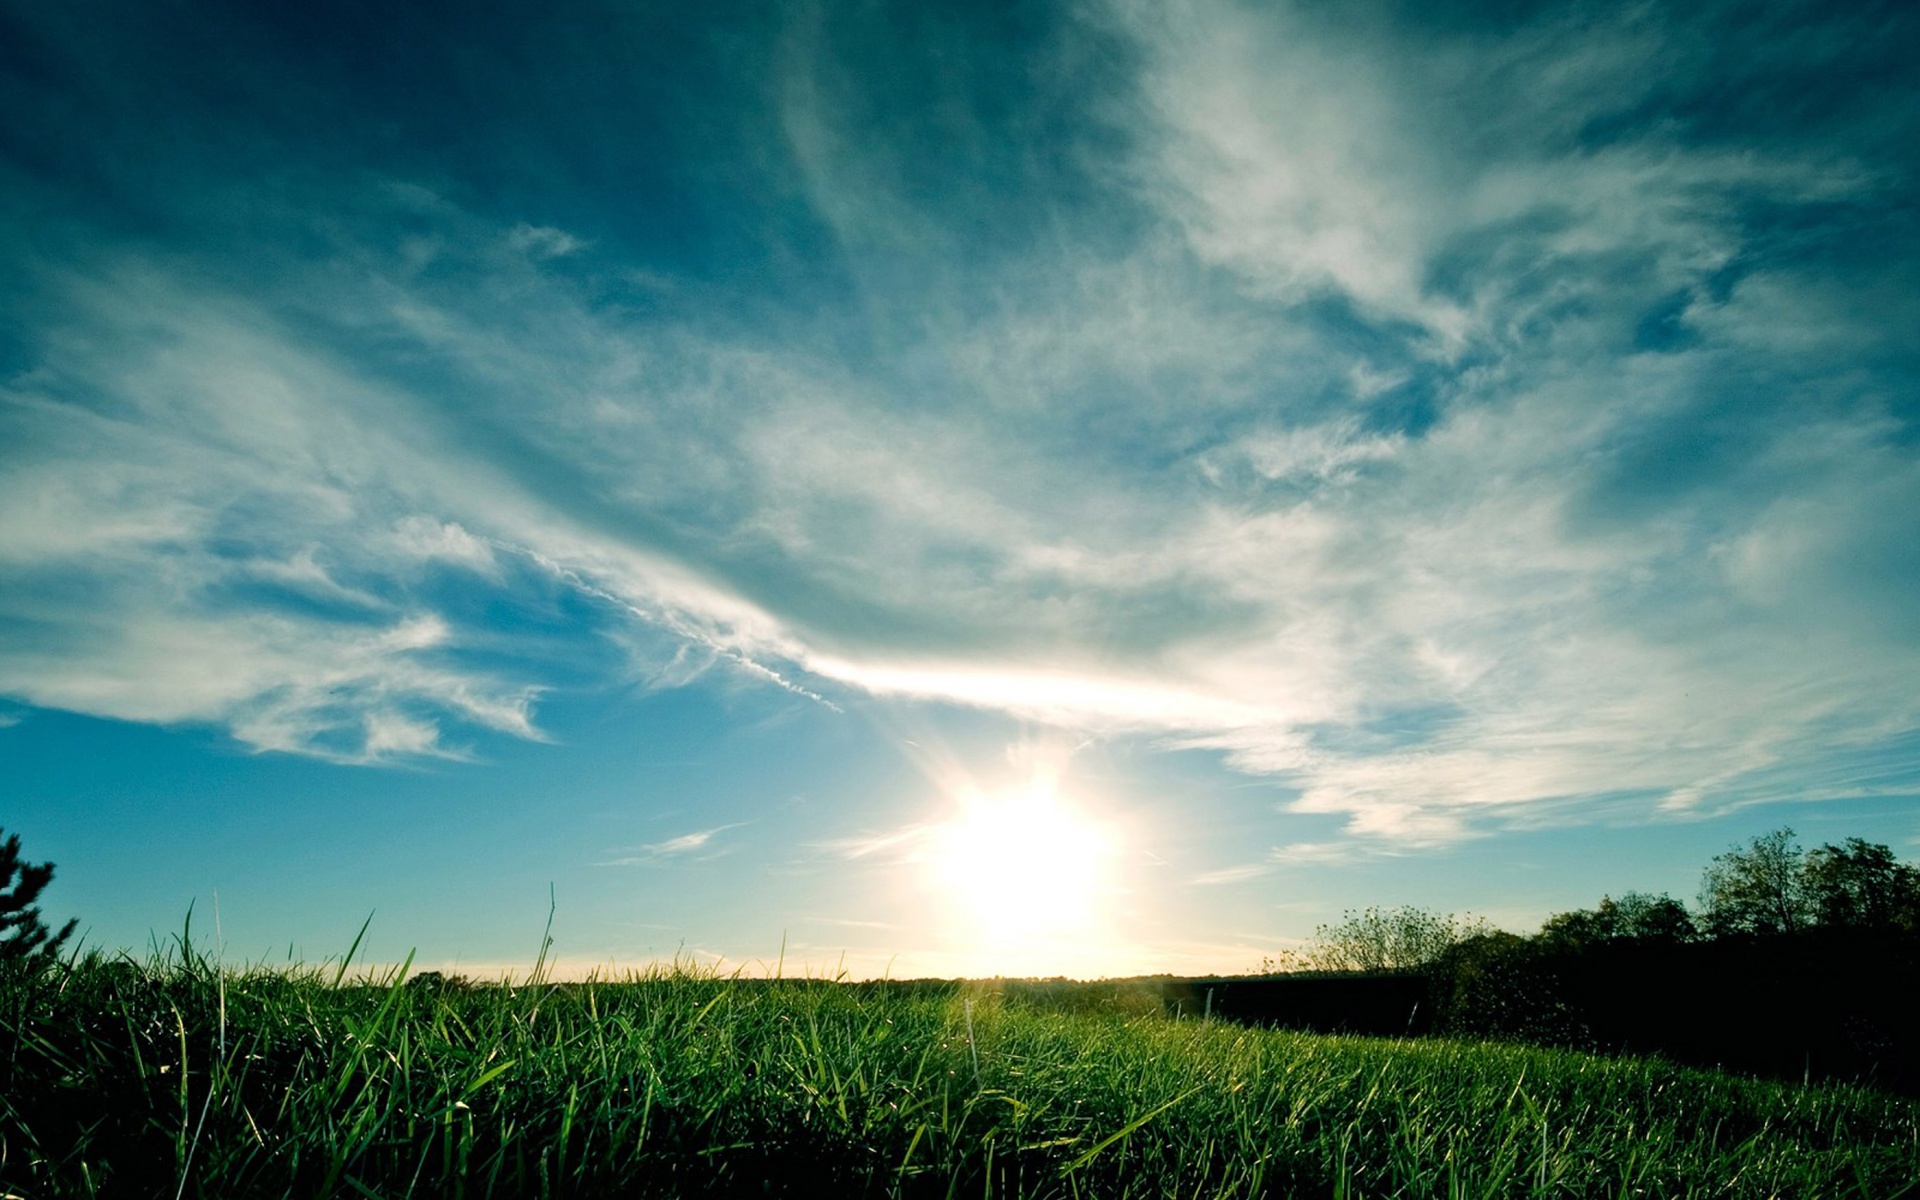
[4,943,1919,1199]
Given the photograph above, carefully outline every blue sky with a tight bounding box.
[3,0,1918,979]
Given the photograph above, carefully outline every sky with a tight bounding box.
[3,0,1918,980]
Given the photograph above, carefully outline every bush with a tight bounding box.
[1288,905,1490,973]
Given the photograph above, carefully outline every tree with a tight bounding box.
[1698,827,1811,937]
[1540,891,1695,948]
[1802,838,1920,932]
[1610,891,1697,942]
[1,828,77,967]
[1295,906,1488,973]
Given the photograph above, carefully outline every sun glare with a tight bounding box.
[929,779,1116,952]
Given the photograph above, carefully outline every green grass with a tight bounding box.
[3,947,1918,1198]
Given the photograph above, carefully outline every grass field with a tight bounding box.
[3,946,1918,1198]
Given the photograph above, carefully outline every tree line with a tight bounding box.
[1247,827,1920,1092]
[1293,826,1920,973]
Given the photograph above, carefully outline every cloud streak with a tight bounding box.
[600,824,750,867]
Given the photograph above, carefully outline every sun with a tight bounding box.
[929,779,1116,946]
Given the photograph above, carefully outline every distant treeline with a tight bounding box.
[1161,827,1920,1094]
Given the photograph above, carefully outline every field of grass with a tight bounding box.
[3,946,1918,1198]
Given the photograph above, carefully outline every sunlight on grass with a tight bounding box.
[4,943,1918,1198]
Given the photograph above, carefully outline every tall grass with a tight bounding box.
[3,945,1917,1198]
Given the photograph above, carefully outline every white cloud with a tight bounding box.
[246,546,388,610]
[1226,419,1405,486]
[390,516,498,575]
[0,603,537,763]
[1110,0,1872,354]
[506,223,587,259]
[599,824,748,866]
[818,825,935,864]
[1,0,1912,854]
[1268,842,1394,867]
[1132,8,1456,329]
[0,261,553,761]
[10,190,1912,829]
[361,711,443,758]
[1190,863,1270,886]
[647,828,726,855]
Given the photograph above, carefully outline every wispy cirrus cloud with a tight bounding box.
[599,824,749,867]
[2,0,1916,847]
[1190,864,1270,887]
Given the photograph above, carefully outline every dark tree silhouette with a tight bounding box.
[1695,829,1920,938]
[0,828,77,966]
[1803,838,1920,932]
[1540,891,1696,948]
[1698,827,1810,937]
